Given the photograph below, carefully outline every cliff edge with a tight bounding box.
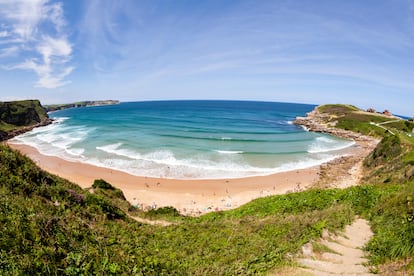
[295,104,414,184]
[0,100,52,141]
[294,104,378,142]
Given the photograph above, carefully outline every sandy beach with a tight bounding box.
[7,139,376,216]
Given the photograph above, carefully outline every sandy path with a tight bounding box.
[298,218,374,275]
[127,214,175,227]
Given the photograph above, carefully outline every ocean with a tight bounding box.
[11,100,355,179]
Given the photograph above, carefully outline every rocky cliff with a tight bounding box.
[0,100,52,141]
[294,105,378,142]
[45,100,119,112]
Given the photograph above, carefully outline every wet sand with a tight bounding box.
[7,142,371,216]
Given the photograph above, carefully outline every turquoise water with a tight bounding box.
[12,101,355,179]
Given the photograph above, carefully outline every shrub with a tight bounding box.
[364,134,402,168]
[85,194,125,220]
[92,179,115,190]
[146,206,181,218]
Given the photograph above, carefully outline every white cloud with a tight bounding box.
[11,36,74,88]
[0,46,18,57]
[43,2,66,32]
[0,0,46,41]
[0,30,9,37]
[0,0,74,88]
[39,36,72,58]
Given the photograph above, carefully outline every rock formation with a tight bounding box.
[0,100,52,141]
[293,108,374,142]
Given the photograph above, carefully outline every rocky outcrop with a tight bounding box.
[1,118,53,141]
[293,108,374,142]
[0,100,48,125]
[294,106,380,189]
[0,130,8,141]
[0,100,52,141]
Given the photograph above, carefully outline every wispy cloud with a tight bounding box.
[0,46,18,58]
[0,0,74,88]
[0,30,9,38]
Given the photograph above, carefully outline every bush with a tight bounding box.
[85,194,126,220]
[366,184,414,265]
[146,206,181,218]
[92,179,126,201]
[364,134,402,168]
[92,179,115,190]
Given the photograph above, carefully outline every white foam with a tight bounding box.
[307,136,355,153]
[13,131,352,180]
[9,115,355,180]
[80,144,348,179]
[271,154,341,173]
[14,135,350,180]
[96,143,124,154]
[66,148,85,157]
[53,117,70,123]
[10,118,90,161]
[215,150,244,154]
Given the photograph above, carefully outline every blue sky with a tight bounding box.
[0,0,413,116]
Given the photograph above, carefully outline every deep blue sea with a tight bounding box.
[12,101,355,179]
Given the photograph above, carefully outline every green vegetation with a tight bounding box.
[0,144,352,274]
[1,143,414,274]
[364,134,402,168]
[317,103,360,115]
[316,104,414,138]
[44,100,119,112]
[0,100,49,140]
[1,102,414,274]
[315,104,414,185]
[0,100,47,129]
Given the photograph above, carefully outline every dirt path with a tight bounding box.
[127,214,175,226]
[298,218,374,275]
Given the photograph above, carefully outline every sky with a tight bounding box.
[0,0,413,116]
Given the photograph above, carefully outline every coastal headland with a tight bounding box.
[44,100,120,112]
[0,99,53,141]
[8,104,379,216]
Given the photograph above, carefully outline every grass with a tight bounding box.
[0,100,48,133]
[0,121,16,132]
[366,183,414,265]
[317,104,360,115]
[362,133,414,184]
[1,143,413,274]
[316,104,414,138]
[315,104,414,185]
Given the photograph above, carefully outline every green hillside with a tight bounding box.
[317,104,414,138]
[0,103,413,274]
[0,100,50,141]
[315,104,414,184]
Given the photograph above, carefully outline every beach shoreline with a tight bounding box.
[5,103,381,216]
[7,137,376,216]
